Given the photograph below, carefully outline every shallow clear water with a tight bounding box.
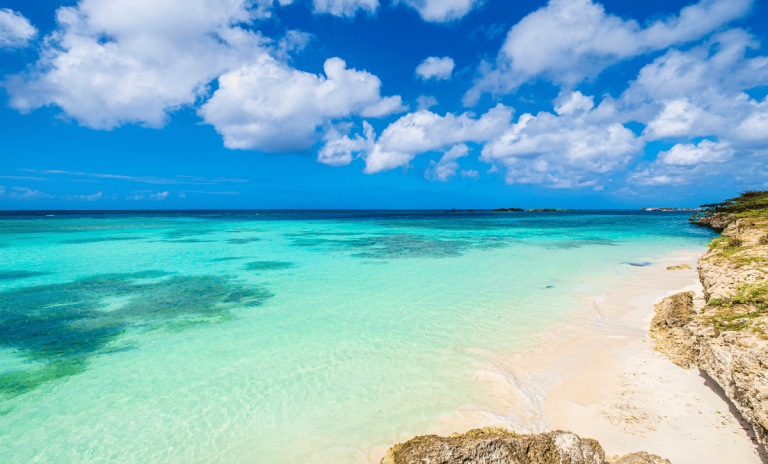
[0,210,715,463]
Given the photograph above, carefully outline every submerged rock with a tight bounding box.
[381,428,604,464]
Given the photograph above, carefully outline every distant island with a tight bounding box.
[642,207,703,211]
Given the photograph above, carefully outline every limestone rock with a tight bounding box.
[650,292,697,368]
[691,213,735,233]
[607,451,671,464]
[381,428,605,464]
[666,264,692,270]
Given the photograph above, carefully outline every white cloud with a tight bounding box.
[150,191,169,200]
[4,0,276,130]
[416,95,438,111]
[361,104,513,173]
[465,0,753,104]
[179,193,186,198]
[425,144,469,182]
[0,8,37,48]
[126,194,146,200]
[200,56,405,152]
[312,0,378,17]
[622,30,768,185]
[397,0,483,23]
[460,169,479,179]
[9,187,55,200]
[65,192,103,201]
[318,122,375,166]
[481,93,643,187]
[657,140,733,166]
[274,30,313,61]
[0,185,5,196]
[415,56,455,80]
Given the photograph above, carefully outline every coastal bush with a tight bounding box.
[700,190,768,218]
[727,237,744,248]
[760,234,768,246]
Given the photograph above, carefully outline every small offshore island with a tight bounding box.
[381,190,768,464]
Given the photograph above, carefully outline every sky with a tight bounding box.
[0,0,767,210]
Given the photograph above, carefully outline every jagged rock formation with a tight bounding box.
[381,428,667,464]
[651,213,768,452]
[691,212,736,233]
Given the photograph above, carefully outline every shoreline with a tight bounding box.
[371,249,766,463]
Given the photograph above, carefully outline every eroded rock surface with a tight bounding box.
[606,451,671,464]
[691,212,736,233]
[380,428,669,464]
[651,215,768,452]
[381,428,604,464]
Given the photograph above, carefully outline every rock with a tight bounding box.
[666,264,692,270]
[651,213,768,453]
[381,428,605,464]
[650,292,697,368]
[606,451,671,464]
[691,212,736,233]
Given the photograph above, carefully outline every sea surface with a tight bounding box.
[0,210,716,464]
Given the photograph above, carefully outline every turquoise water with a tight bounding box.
[0,210,714,463]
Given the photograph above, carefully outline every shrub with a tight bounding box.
[760,234,768,246]
[727,237,744,248]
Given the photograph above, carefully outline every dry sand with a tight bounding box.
[543,252,766,463]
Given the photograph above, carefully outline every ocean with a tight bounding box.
[0,210,716,463]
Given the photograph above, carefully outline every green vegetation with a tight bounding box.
[699,190,768,218]
[706,282,768,334]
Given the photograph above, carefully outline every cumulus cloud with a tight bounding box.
[397,0,483,23]
[415,56,455,80]
[465,0,753,104]
[317,122,375,166]
[425,144,470,182]
[461,169,479,179]
[481,92,643,187]
[150,191,169,200]
[0,8,37,48]
[312,0,378,17]
[200,57,405,152]
[622,30,768,185]
[361,104,513,173]
[126,194,146,201]
[4,0,275,129]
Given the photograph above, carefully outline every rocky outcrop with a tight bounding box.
[650,292,697,368]
[606,451,671,464]
[690,212,736,233]
[381,428,668,464]
[651,216,768,452]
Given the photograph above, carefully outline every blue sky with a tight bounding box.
[0,0,766,209]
